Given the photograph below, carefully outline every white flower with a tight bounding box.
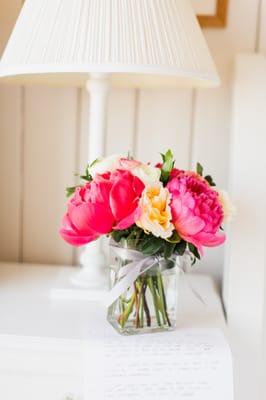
[89,154,122,178]
[218,190,236,222]
[132,164,161,186]
[136,184,174,239]
[89,155,161,187]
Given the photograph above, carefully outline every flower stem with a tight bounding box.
[139,295,144,328]
[157,274,171,327]
[118,292,136,328]
[138,278,145,328]
[142,282,151,327]
[117,273,170,330]
[152,276,167,325]
[134,282,140,328]
[147,276,161,326]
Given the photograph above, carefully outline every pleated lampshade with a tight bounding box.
[0,0,220,88]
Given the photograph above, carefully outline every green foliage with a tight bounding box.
[196,162,216,187]
[204,174,216,187]
[65,162,96,198]
[188,243,201,265]
[188,243,200,259]
[110,225,201,267]
[196,162,203,176]
[166,231,181,244]
[140,236,163,256]
[66,186,78,198]
[80,163,93,182]
[175,240,187,256]
[111,229,132,243]
[160,150,175,184]
[163,241,176,259]
[90,158,100,167]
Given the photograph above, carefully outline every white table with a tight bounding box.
[0,262,228,400]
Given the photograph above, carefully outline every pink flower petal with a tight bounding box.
[60,229,97,246]
[113,208,139,230]
[132,176,145,196]
[195,232,226,247]
[85,203,115,234]
[59,214,98,246]
[69,204,97,234]
[177,216,205,236]
[110,180,136,220]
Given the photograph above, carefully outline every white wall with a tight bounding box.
[0,0,264,284]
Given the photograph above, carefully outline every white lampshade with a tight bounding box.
[0,0,219,88]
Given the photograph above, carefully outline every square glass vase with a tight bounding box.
[107,242,181,336]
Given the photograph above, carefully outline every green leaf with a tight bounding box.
[163,242,176,259]
[175,240,187,256]
[167,259,177,269]
[166,231,181,244]
[204,174,216,187]
[160,152,166,162]
[80,164,93,182]
[80,174,92,181]
[90,158,100,167]
[160,149,175,184]
[66,186,77,198]
[111,229,131,243]
[141,237,162,256]
[196,162,203,176]
[191,256,197,266]
[188,243,201,260]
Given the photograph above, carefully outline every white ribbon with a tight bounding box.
[104,246,206,308]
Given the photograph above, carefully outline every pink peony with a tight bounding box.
[60,170,144,246]
[167,174,225,254]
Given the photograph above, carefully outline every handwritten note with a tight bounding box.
[83,329,233,400]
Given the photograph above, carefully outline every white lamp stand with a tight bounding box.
[70,73,110,288]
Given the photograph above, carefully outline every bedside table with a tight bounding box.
[0,262,230,400]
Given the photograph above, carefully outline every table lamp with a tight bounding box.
[0,0,219,289]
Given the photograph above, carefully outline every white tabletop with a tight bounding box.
[0,262,228,400]
[0,262,226,338]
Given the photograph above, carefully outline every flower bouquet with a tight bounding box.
[60,150,231,335]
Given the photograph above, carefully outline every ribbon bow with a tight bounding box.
[104,245,205,307]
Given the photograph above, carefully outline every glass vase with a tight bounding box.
[107,241,181,335]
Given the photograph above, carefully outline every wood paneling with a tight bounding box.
[0,0,22,261]
[193,0,261,282]
[22,87,77,265]
[0,0,265,285]
[0,86,22,261]
[136,89,193,168]
[190,88,231,281]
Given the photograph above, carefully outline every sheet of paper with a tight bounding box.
[83,329,233,400]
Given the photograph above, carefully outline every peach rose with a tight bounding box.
[136,185,174,239]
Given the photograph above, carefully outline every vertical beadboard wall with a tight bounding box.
[0,0,265,283]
